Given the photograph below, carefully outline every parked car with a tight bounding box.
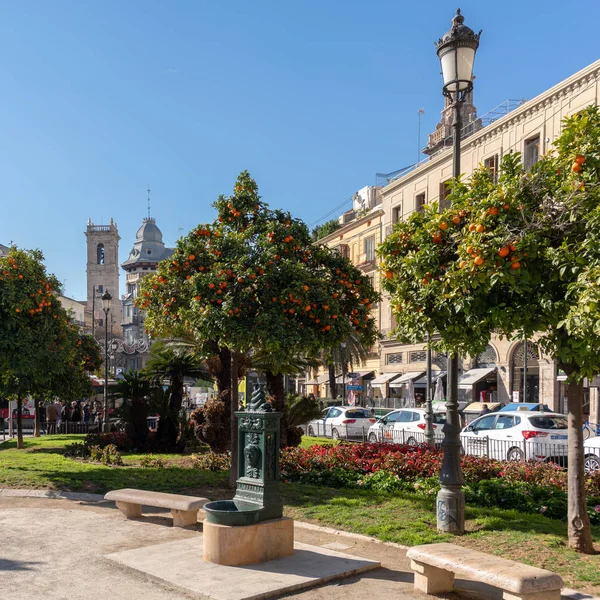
[367,408,446,444]
[461,402,502,426]
[461,411,568,463]
[583,436,600,473]
[306,406,376,440]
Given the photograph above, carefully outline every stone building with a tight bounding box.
[58,295,86,331]
[0,243,9,257]
[84,219,122,336]
[119,217,174,371]
[377,59,600,417]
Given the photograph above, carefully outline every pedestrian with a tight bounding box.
[478,403,491,417]
[39,402,47,434]
[46,401,58,435]
[71,401,82,423]
[83,403,92,424]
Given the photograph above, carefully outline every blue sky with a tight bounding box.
[1,0,599,300]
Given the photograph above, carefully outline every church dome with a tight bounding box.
[135,217,163,243]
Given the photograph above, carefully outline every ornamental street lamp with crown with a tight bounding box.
[434,8,481,534]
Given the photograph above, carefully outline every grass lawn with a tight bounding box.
[2,435,599,593]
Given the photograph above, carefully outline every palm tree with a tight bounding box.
[321,332,369,400]
[144,341,211,448]
[115,371,153,446]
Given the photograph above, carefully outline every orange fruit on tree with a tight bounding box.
[385,270,393,279]
[208,283,215,289]
[466,246,474,255]
[498,247,510,258]
[572,163,581,173]
[474,256,484,266]
[476,224,485,233]
[459,210,467,217]
[503,203,510,209]
[509,243,517,252]
[421,278,429,285]
[511,261,521,270]
[452,216,461,225]
[459,261,467,269]
[488,207,498,216]
[575,154,586,164]
[468,223,476,232]
[439,222,448,231]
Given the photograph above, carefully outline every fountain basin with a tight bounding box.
[203,499,261,527]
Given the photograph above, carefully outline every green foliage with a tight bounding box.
[311,219,341,242]
[191,451,231,471]
[190,399,230,452]
[285,393,322,428]
[63,442,89,458]
[139,454,165,468]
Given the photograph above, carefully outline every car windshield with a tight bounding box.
[528,416,568,430]
[433,413,446,424]
[345,409,370,419]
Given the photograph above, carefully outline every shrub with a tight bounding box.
[64,442,90,458]
[191,399,230,453]
[100,444,123,466]
[84,432,133,451]
[139,454,165,468]
[191,451,230,472]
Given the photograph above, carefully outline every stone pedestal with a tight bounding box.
[203,517,294,566]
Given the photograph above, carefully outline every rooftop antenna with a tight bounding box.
[147,185,151,218]
[417,108,425,163]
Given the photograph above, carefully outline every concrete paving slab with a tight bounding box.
[320,542,353,551]
[106,536,381,600]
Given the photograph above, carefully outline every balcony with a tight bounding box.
[357,257,377,272]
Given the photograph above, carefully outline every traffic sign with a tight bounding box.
[347,372,360,379]
[347,385,364,391]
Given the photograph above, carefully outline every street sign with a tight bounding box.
[347,373,360,379]
[347,385,364,391]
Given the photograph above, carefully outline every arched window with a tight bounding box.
[476,345,497,368]
[97,243,105,265]
[511,341,540,403]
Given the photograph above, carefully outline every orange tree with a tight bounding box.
[140,172,379,478]
[379,105,600,553]
[0,247,98,446]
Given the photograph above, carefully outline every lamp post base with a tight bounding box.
[436,485,465,533]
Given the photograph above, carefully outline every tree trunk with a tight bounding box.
[131,397,149,446]
[328,361,336,400]
[17,395,23,449]
[229,351,239,489]
[266,370,288,447]
[34,398,41,438]
[562,364,595,553]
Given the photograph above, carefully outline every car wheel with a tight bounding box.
[307,426,315,437]
[368,433,378,443]
[332,428,340,440]
[406,437,417,446]
[507,447,525,461]
[584,454,600,474]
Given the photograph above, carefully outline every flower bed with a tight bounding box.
[280,442,600,524]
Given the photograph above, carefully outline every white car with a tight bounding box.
[306,406,376,440]
[367,408,446,444]
[461,411,568,462]
[583,436,600,473]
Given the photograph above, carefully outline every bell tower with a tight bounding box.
[85,218,122,336]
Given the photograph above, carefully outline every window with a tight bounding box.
[97,318,104,327]
[433,413,446,425]
[383,411,400,423]
[439,181,452,211]
[472,415,496,431]
[392,204,402,224]
[364,237,375,262]
[386,353,403,364]
[524,135,540,170]
[415,193,426,213]
[476,345,497,368]
[97,284,103,293]
[338,244,350,259]
[410,351,426,362]
[484,154,499,183]
[328,408,342,419]
[528,416,567,430]
[125,330,134,345]
[495,416,516,430]
[97,244,105,265]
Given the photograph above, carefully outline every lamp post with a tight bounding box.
[424,333,435,446]
[101,291,112,433]
[340,342,347,404]
[435,8,481,534]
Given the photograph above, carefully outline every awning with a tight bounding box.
[389,371,425,388]
[370,372,402,385]
[458,367,496,389]
[305,373,330,386]
[414,370,447,386]
[335,370,374,382]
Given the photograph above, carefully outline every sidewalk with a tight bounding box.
[0,493,597,600]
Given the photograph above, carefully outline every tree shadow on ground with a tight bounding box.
[0,559,44,571]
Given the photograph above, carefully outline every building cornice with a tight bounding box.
[318,208,384,245]
[382,59,600,197]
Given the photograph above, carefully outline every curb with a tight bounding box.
[1,488,599,600]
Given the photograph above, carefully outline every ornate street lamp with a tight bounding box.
[424,333,435,446]
[340,342,347,404]
[101,291,112,433]
[435,8,481,534]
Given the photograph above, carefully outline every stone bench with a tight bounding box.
[104,488,209,528]
[406,542,563,600]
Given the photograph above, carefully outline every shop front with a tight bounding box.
[388,371,425,408]
[457,367,498,405]
[369,372,402,402]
